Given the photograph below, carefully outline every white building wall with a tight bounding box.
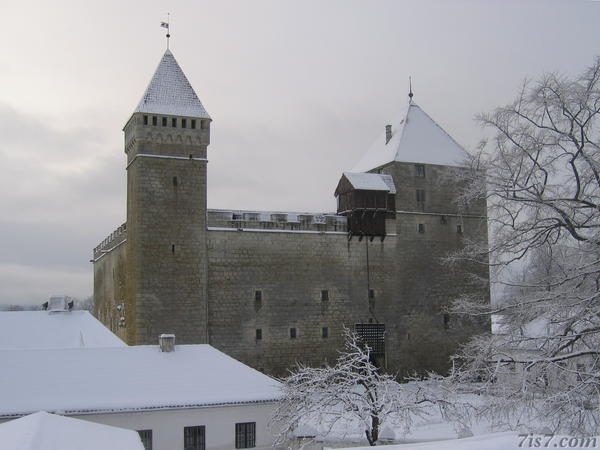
[30,403,277,450]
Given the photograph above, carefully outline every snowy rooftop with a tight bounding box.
[0,344,281,418]
[352,102,468,172]
[0,310,126,349]
[342,172,396,193]
[134,49,210,119]
[0,411,144,450]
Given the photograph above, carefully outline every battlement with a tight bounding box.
[93,223,127,260]
[207,209,348,233]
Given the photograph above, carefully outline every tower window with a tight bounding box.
[418,223,425,233]
[191,119,197,129]
[415,164,426,177]
[152,116,157,126]
[440,215,447,224]
[457,225,463,234]
[369,289,375,299]
[255,329,262,340]
[290,328,297,339]
[171,244,175,254]
[172,176,178,187]
[444,313,450,329]
[255,290,262,301]
[416,189,426,203]
[182,118,187,128]
[322,327,329,338]
[162,117,167,127]
[201,120,209,129]
[172,118,177,127]
[321,290,329,301]
[143,115,148,125]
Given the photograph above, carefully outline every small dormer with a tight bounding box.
[334,172,396,238]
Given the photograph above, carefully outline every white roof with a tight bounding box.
[134,49,210,119]
[342,172,396,193]
[0,345,281,417]
[0,311,126,349]
[0,411,144,450]
[352,102,468,172]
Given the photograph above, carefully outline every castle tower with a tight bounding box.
[123,49,211,344]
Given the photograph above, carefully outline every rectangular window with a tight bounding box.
[201,119,209,129]
[321,290,329,301]
[137,430,152,450]
[143,115,148,125]
[457,225,463,234]
[418,223,425,233]
[152,116,157,126]
[440,215,447,224]
[255,290,262,301]
[182,118,187,128]
[369,289,375,299]
[415,164,426,177]
[255,329,262,340]
[416,189,425,202]
[443,313,450,329]
[172,118,177,127]
[290,328,297,339]
[191,119,197,129]
[184,426,206,450]
[235,422,256,449]
[322,327,329,338]
[162,117,167,127]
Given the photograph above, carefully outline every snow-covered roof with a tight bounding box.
[342,172,396,193]
[0,411,144,450]
[352,102,468,172]
[134,49,210,119]
[0,311,126,349]
[0,344,281,418]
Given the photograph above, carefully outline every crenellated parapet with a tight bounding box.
[93,223,127,261]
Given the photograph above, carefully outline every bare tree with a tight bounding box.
[270,328,465,447]
[449,57,600,434]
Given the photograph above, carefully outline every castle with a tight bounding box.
[93,49,490,377]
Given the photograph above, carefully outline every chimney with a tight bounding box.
[159,334,175,352]
[385,125,392,144]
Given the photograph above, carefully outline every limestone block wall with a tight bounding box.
[93,231,128,342]
[206,229,387,377]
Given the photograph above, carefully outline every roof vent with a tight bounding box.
[159,334,175,352]
[385,124,392,144]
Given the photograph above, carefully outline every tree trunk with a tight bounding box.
[365,414,380,446]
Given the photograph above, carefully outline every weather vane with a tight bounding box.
[408,76,414,102]
[160,13,171,49]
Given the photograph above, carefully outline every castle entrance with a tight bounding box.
[355,323,386,368]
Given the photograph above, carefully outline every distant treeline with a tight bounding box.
[0,296,94,312]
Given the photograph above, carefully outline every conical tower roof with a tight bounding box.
[134,49,210,119]
[352,102,467,172]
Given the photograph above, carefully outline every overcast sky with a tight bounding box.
[0,0,598,305]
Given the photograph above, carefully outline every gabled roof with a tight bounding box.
[0,412,144,450]
[338,172,396,194]
[0,311,126,349]
[0,345,281,418]
[352,101,468,172]
[134,49,210,119]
